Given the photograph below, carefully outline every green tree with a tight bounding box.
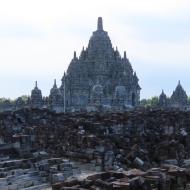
[140,96,159,107]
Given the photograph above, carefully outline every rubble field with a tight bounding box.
[1,108,190,189]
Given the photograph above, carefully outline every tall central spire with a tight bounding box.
[97,17,103,31]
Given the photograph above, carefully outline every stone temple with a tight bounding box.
[2,17,190,112]
[158,81,188,108]
[28,17,141,112]
[59,17,141,111]
[1,18,190,112]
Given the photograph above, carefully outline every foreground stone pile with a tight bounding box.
[1,108,190,167]
[1,108,190,188]
[53,165,190,190]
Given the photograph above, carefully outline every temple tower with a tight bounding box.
[170,81,188,107]
[31,81,43,108]
[49,79,64,113]
[57,17,141,111]
[158,90,168,107]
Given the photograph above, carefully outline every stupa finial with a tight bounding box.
[74,51,76,59]
[124,51,127,59]
[97,17,103,31]
[53,79,57,88]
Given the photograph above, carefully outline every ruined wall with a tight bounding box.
[1,108,190,169]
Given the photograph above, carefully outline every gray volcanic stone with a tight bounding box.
[170,80,188,107]
[59,17,141,111]
[158,81,188,109]
[30,81,43,109]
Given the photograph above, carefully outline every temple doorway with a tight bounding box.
[132,93,136,106]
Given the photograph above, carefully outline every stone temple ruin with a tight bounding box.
[31,17,141,112]
[1,108,190,189]
[0,17,189,113]
[0,17,141,113]
[158,80,188,108]
[1,17,190,190]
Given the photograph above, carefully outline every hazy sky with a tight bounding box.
[0,0,190,99]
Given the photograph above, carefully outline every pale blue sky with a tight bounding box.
[0,0,190,99]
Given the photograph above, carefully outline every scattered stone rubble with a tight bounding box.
[1,108,190,189]
[52,165,190,190]
[0,155,81,190]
